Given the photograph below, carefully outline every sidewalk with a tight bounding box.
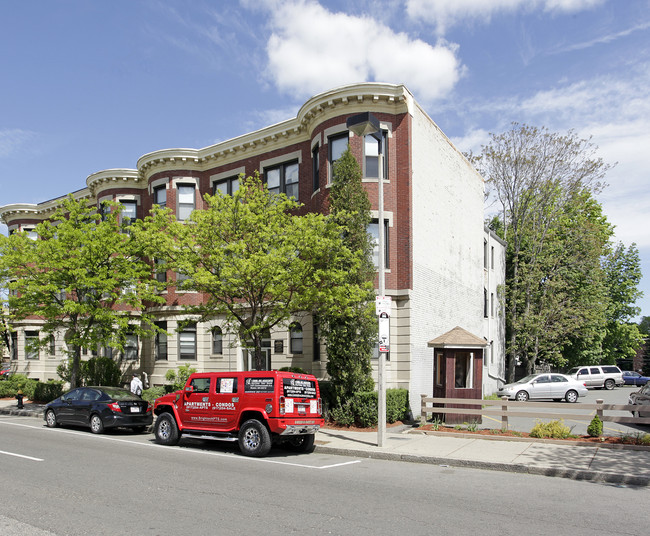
[2,399,648,486]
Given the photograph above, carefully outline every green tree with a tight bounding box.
[0,196,164,388]
[471,124,611,379]
[639,316,650,337]
[134,174,368,370]
[321,148,376,405]
[601,243,644,363]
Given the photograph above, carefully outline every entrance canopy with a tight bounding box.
[427,326,488,349]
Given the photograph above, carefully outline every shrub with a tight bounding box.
[165,364,197,391]
[33,381,64,403]
[587,415,603,437]
[327,388,410,427]
[529,419,572,439]
[82,356,122,386]
[141,386,166,403]
[278,366,308,374]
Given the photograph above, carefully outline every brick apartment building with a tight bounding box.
[0,82,506,411]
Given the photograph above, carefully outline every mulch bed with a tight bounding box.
[323,420,649,446]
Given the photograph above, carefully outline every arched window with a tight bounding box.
[290,322,303,354]
[212,326,223,355]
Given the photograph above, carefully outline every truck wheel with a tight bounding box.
[284,434,315,454]
[154,413,180,446]
[238,419,271,457]
[604,379,615,390]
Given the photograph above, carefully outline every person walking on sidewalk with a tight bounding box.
[130,374,143,396]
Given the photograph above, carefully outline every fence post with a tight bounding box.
[596,399,604,420]
[501,396,509,431]
[420,394,427,426]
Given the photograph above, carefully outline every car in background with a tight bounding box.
[0,364,11,380]
[566,365,624,390]
[44,386,152,434]
[628,383,650,418]
[497,373,588,403]
[622,371,650,386]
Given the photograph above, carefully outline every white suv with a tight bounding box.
[567,365,624,390]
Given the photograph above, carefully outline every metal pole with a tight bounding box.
[377,146,386,448]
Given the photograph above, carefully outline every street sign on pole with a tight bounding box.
[376,295,391,316]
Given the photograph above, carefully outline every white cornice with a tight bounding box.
[86,169,143,196]
[2,83,416,224]
[0,190,93,225]
[137,83,413,179]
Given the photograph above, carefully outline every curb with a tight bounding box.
[313,445,650,487]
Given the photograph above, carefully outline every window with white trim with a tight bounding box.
[120,200,137,227]
[328,133,348,183]
[154,185,167,208]
[312,144,320,193]
[123,333,138,360]
[289,322,303,354]
[368,219,390,269]
[266,161,299,200]
[213,176,240,196]
[364,130,387,178]
[154,321,168,360]
[179,323,197,360]
[212,326,223,354]
[25,331,39,360]
[177,184,195,221]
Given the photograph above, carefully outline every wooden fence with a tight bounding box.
[420,394,650,430]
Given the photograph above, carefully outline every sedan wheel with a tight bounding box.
[89,414,104,434]
[565,390,578,403]
[45,409,58,428]
[515,390,529,402]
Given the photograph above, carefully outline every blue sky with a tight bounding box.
[1,0,649,319]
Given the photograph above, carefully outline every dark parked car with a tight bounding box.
[622,371,650,386]
[44,386,152,434]
[629,383,650,419]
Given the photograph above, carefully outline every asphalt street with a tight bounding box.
[0,414,647,536]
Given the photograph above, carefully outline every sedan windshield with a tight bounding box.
[513,374,539,384]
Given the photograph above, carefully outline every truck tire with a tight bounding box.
[284,434,315,454]
[154,413,180,446]
[238,419,271,457]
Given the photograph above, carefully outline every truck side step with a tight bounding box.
[183,433,238,443]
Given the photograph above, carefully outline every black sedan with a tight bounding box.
[622,371,650,386]
[44,386,152,434]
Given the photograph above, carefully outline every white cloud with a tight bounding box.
[0,129,36,158]
[406,0,605,35]
[254,0,463,102]
[454,68,650,248]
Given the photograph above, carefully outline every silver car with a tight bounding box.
[497,373,588,403]
[628,382,650,418]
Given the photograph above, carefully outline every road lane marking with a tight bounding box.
[0,449,43,462]
[0,419,362,470]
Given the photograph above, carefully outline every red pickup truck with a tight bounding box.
[153,370,324,457]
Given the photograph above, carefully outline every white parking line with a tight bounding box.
[0,419,361,470]
[0,449,43,462]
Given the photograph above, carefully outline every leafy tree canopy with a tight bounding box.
[134,173,368,370]
[0,195,164,387]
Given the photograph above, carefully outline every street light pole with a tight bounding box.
[346,112,386,447]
